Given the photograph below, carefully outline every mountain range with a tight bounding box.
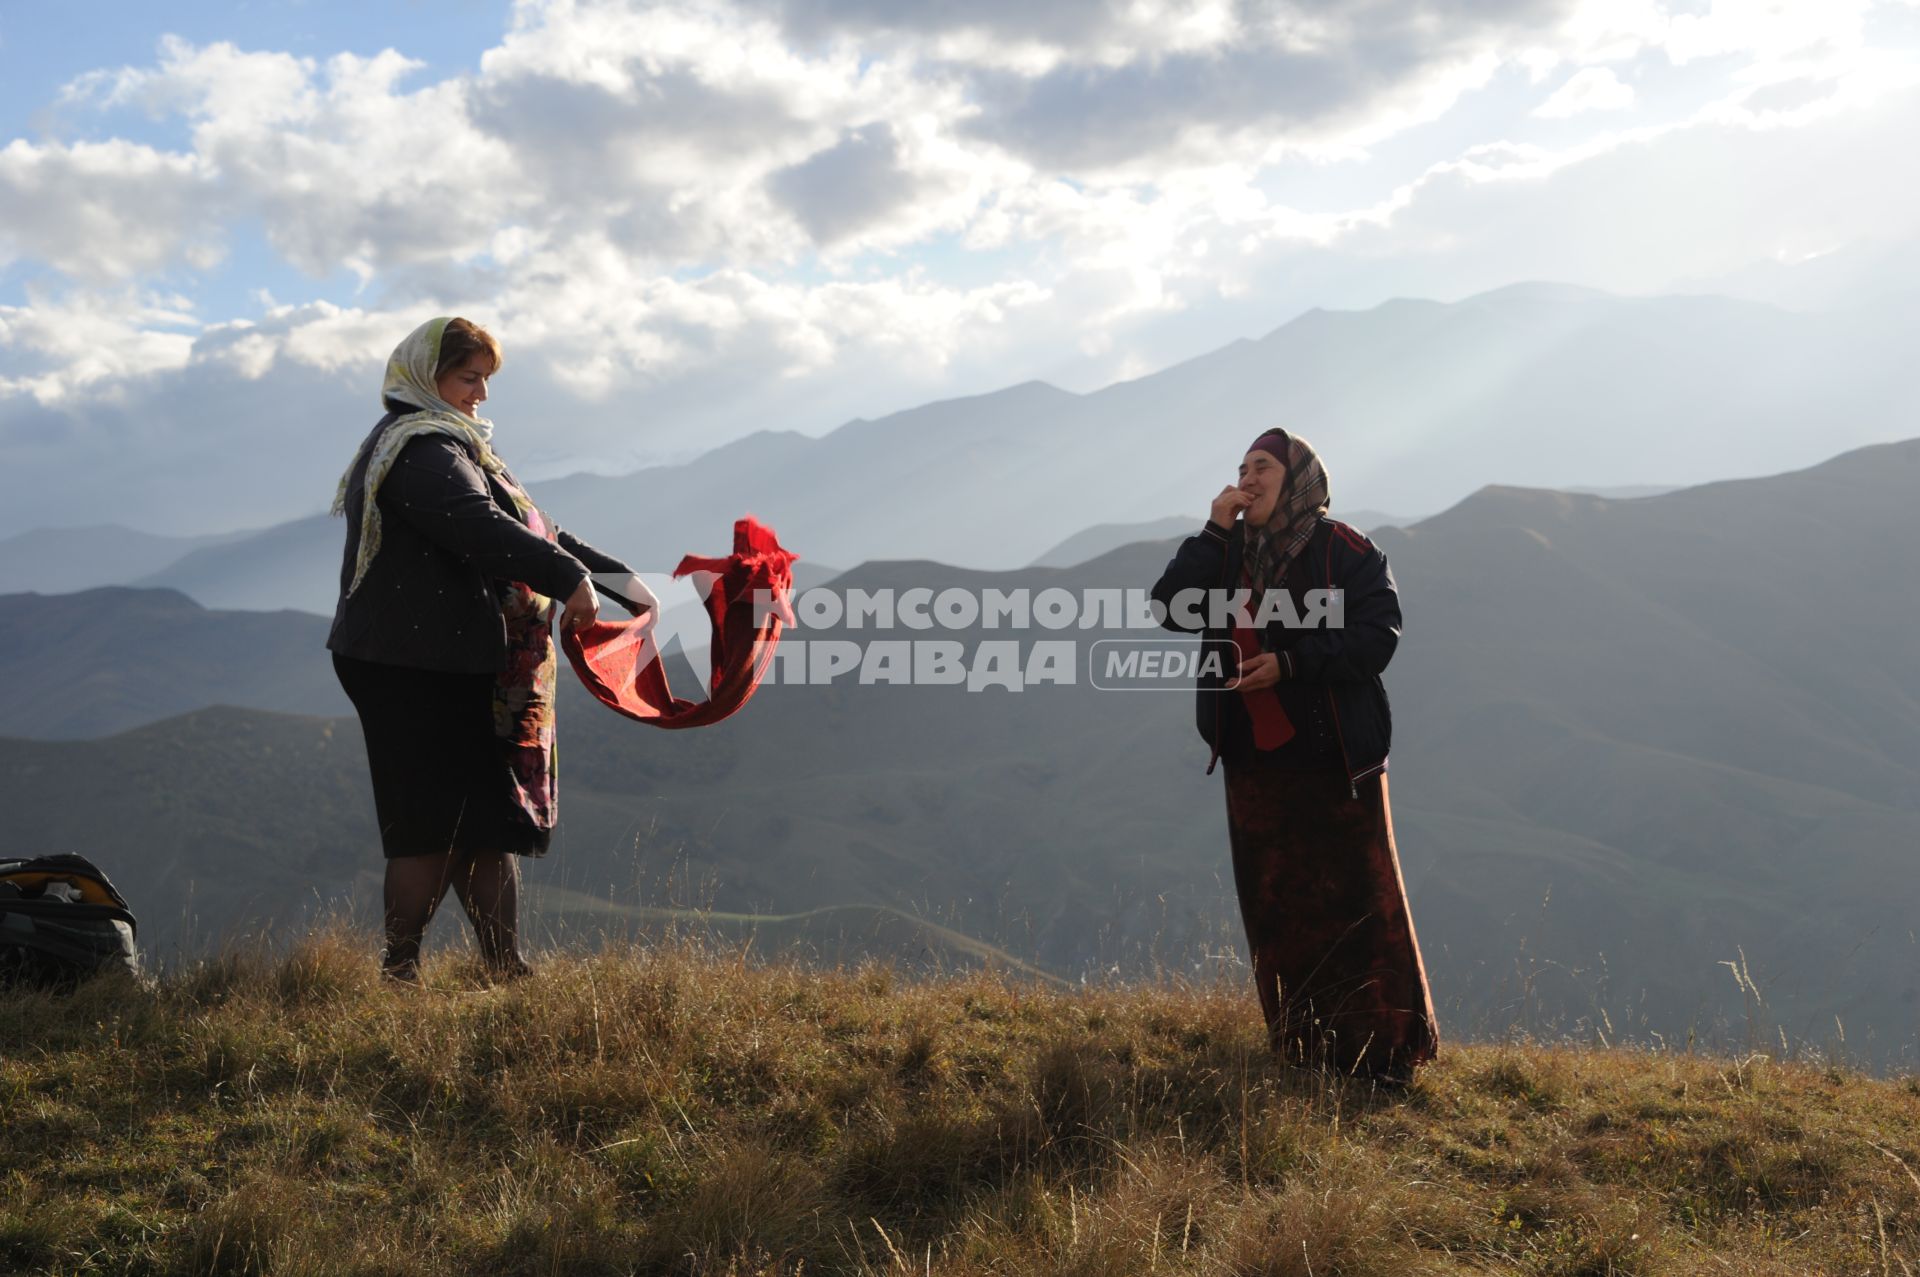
[1027,509,1418,568]
[0,587,347,738]
[0,523,252,596]
[9,282,1909,615]
[3,437,1916,1066]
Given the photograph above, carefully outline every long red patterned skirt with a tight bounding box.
[1222,760,1439,1080]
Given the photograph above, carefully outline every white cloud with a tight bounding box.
[1329,77,1920,300]
[4,0,1920,537]
[469,0,995,264]
[0,139,215,282]
[71,35,315,123]
[0,289,198,403]
[19,0,1903,301]
[1535,66,1637,117]
[59,37,523,280]
[1665,0,1879,67]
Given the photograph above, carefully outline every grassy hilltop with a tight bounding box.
[4,937,1920,1275]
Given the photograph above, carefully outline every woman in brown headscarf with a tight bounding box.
[1150,429,1438,1083]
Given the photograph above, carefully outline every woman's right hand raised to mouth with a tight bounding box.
[1211,485,1253,528]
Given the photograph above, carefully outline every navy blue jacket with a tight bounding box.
[326,413,633,674]
[1149,516,1400,792]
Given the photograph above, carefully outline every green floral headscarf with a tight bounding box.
[332,316,527,597]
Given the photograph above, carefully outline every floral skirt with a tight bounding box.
[334,653,552,859]
[1222,759,1438,1079]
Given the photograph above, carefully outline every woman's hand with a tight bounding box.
[559,577,599,633]
[1226,651,1282,692]
[1210,485,1253,528]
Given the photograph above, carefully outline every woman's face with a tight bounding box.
[1238,449,1288,526]
[435,351,495,417]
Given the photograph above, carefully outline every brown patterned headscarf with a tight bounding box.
[1239,429,1330,595]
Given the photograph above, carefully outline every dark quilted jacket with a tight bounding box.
[326,412,633,673]
[1149,516,1400,792]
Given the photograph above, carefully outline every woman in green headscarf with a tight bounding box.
[328,316,655,983]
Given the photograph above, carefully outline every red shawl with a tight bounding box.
[560,517,797,728]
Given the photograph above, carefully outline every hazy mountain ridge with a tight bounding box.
[135,513,337,611]
[15,282,1913,613]
[0,586,348,738]
[1028,508,1417,568]
[0,523,252,595]
[1371,441,1920,1050]
[3,439,1917,1062]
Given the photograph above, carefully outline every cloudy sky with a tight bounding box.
[3,0,1919,537]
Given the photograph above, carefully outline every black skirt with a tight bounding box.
[333,653,551,858]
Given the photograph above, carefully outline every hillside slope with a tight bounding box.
[0,588,347,738]
[3,439,1918,1066]
[2,942,1917,1275]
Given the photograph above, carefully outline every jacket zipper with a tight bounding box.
[1205,533,1233,775]
[1321,529,1359,799]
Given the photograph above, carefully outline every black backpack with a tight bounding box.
[0,854,140,987]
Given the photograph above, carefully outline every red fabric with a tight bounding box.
[561,517,797,729]
[1230,619,1295,749]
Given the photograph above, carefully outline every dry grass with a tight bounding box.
[3,928,1920,1275]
